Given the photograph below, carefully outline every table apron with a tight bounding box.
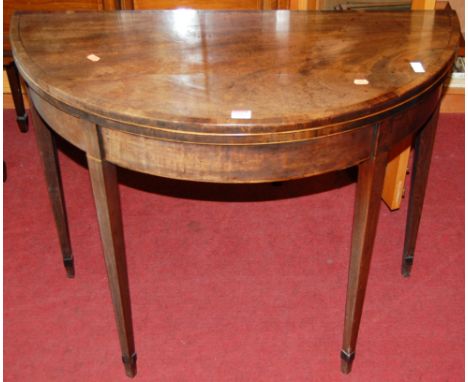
[28,83,442,183]
[100,125,376,182]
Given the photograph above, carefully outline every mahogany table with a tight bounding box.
[11,9,460,377]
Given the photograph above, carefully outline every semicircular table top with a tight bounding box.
[11,10,459,136]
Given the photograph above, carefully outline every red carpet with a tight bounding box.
[4,110,464,381]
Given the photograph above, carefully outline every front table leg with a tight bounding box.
[401,108,440,277]
[30,104,74,277]
[341,151,388,373]
[87,155,137,377]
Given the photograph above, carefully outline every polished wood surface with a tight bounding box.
[123,0,265,9]
[3,0,117,135]
[4,0,116,54]
[121,0,292,10]
[3,87,465,114]
[11,9,460,377]
[12,11,459,135]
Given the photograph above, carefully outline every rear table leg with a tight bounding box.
[5,61,28,133]
[30,102,74,278]
[401,108,440,277]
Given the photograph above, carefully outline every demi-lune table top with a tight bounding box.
[11,10,459,138]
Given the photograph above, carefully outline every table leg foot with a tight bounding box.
[340,350,355,374]
[401,256,413,277]
[63,257,75,278]
[17,112,29,133]
[122,352,137,378]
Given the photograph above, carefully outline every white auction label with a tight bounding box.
[410,62,425,73]
[231,110,252,119]
[354,79,369,85]
[87,54,101,62]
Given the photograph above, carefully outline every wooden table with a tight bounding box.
[10,9,460,377]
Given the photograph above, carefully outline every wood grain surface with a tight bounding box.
[3,0,117,54]
[128,0,263,9]
[11,10,460,135]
